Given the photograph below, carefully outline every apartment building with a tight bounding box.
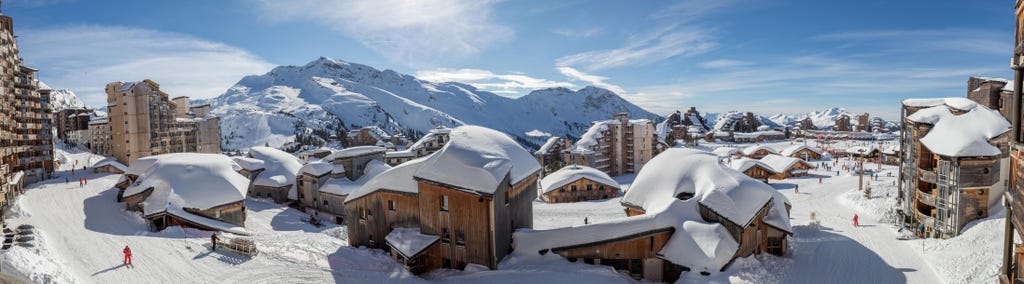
[0,7,54,186]
[563,113,658,176]
[88,116,110,156]
[105,79,221,165]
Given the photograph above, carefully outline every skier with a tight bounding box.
[818,177,822,184]
[584,217,589,224]
[85,176,88,185]
[123,245,133,268]
[794,185,799,194]
[853,214,859,227]
[211,233,220,251]
[78,178,82,187]
[65,177,68,184]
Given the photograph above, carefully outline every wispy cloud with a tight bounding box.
[255,0,513,68]
[816,28,1009,55]
[5,0,72,8]
[18,25,274,107]
[556,67,626,95]
[551,27,603,38]
[416,68,574,96]
[556,25,717,71]
[699,59,753,69]
[650,0,736,20]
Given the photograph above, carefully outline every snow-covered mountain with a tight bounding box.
[43,86,87,111]
[209,57,661,149]
[704,111,782,131]
[767,107,897,131]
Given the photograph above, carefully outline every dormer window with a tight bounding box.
[676,192,694,200]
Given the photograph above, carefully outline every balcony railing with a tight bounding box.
[915,210,935,227]
[918,169,937,184]
[917,191,935,207]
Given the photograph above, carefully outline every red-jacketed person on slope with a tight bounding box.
[853,214,859,227]
[123,245,133,267]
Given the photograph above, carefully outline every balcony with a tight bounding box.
[915,210,935,227]
[917,169,937,183]
[916,190,935,207]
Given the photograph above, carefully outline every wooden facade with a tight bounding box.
[768,160,815,180]
[547,229,682,281]
[344,170,539,274]
[740,164,775,183]
[744,148,775,159]
[787,148,823,160]
[542,177,619,203]
[999,3,1024,283]
[123,187,246,231]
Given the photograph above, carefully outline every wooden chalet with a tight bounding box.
[515,149,792,282]
[728,158,776,183]
[760,154,815,180]
[539,165,620,203]
[92,158,127,175]
[344,126,542,273]
[780,145,824,161]
[740,145,777,159]
[1002,3,1024,283]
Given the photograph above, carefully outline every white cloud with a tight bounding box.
[17,25,274,107]
[699,59,753,69]
[416,68,574,96]
[551,27,603,38]
[556,25,717,71]
[650,0,735,20]
[255,0,513,67]
[556,67,627,95]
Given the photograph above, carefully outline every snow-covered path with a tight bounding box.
[772,162,941,283]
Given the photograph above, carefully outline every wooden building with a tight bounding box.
[780,145,824,161]
[248,147,302,204]
[728,158,776,183]
[92,158,127,175]
[740,145,777,159]
[539,165,620,203]
[344,126,541,274]
[515,149,791,281]
[299,147,391,224]
[760,154,815,180]
[898,98,1009,239]
[1002,3,1024,283]
[534,136,572,174]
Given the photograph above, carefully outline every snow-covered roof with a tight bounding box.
[881,145,900,155]
[319,160,391,196]
[384,150,415,158]
[566,121,611,154]
[711,147,739,157]
[906,99,1010,157]
[622,149,777,226]
[734,131,784,138]
[728,158,775,174]
[779,145,821,157]
[759,154,809,173]
[385,227,440,259]
[540,165,620,194]
[165,207,249,235]
[535,136,562,155]
[122,153,249,217]
[902,97,977,111]
[323,146,386,161]
[518,149,789,273]
[248,147,303,199]
[414,126,541,195]
[299,161,333,177]
[92,157,127,172]
[232,157,265,171]
[844,145,878,155]
[741,145,776,156]
[345,157,431,203]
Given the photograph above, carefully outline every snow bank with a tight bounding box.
[414,126,540,195]
[905,99,1009,157]
[122,153,249,218]
[249,146,303,199]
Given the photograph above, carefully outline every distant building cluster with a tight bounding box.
[104,79,222,165]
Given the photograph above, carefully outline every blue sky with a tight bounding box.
[4,0,1015,119]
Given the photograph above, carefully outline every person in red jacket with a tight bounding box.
[853,214,859,227]
[123,245,133,267]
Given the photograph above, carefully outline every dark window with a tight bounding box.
[360,208,367,220]
[586,184,592,191]
[559,188,565,192]
[505,190,510,205]
[441,195,449,211]
[571,185,577,192]
[442,228,451,243]
[456,230,465,246]
[388,200,396,211]
[323,200,328,206]
[442,258,451,269]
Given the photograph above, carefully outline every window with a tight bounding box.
[323,200,328,206]
[441,195,449,211]
[388,200,396,211]
[456,230,465,246]
[505,190,510,205]
[586,184,592,191]
[298,193,305,199]
[559,188,565,192]
[442,258,451,269]
[360,208,367,220]
[442,228,451,243]
[571,185,577,192]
